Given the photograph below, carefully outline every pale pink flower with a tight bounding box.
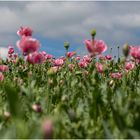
[51,66,60,73]
[130,46,140,59]
[79,60,88,68]
[8,46,14,54]
[42,119,54,139]
[41,52,53,60]
[84,39,107,56]
[0,65,9,72]
[53,58,64,66]
[76,56,81,61]
[41,51,47,56]
[13,53,18,59]
[110,72,122,79]
[26,52,45,64]
[98,55,106,60]
[17,37,40,55]
[68,64,75,71]
[136,59,140,64]
[46,54,53,59]
[12,59,17,64]
[17,26,33,37]
[66,52,76,58]
[83,55,92,63]
[8,54,12,58]
[95,62,104,73]
[105,55,112,60]
[0,73,4,81]
[59,56,66,61]
[125,62,135,71]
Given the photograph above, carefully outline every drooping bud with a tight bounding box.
[123,43,129,57]
[32,103,42,113]
[90,28,96,39]
[64,41,70,51]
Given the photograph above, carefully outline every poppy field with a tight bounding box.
[0,27,140,139]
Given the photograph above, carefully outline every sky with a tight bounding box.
[0,1,140,58]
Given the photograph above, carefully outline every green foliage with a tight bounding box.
[0,57,140,138]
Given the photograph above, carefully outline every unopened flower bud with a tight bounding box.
[64,42,70,50]
[42,119,54,139]
[123,43,129,57]
[32,103,42,112]
[90,28,96,39]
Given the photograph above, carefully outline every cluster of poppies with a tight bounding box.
[0,26,139,82]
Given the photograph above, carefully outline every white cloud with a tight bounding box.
[0,47,8,58]
[0,1,140,56]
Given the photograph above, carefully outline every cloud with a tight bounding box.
[0,47,8,58]
[0,1,140,56]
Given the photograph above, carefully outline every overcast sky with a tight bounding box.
[0,1,140,57]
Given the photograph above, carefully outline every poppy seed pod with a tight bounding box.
[123,43,129,57]
[64,42,70,50]
[90,28,96,39]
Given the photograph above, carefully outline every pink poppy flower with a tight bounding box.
[68,64,75,71]
[41,51,47,56]
[8,54,12,59]
[66,52,76,58]
[76,56,81,61]
[17,37,40,55]
[110,72,122,79]
[26,52,45,64]
[136,59,140,64]
[105,55,112,60]
[0,65,9,72]
[45,54,53,59]
[98,55,106,60]
[42,119,54,139]
[0,73,4,81]
[82,55,92,63]
[84,39,107,56]
[79,60,88,68]
[95,62,104,73]
[13,53,18,59]
[8,46,14,54]
[125,62,135,71]
[130,46,140,59]
[53,58,64,66]
[17,26,33,37]
[59,56,66,61]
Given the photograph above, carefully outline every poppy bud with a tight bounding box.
[32,103,42,112]
[90,28,96,39]
[123,43,129,57]
[64,42,70,50]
